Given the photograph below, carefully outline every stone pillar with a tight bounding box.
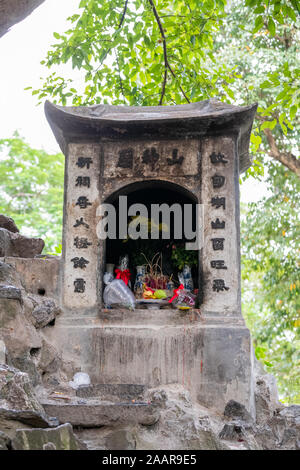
[200,134,255,417]
[201,135,241,315]
[61,143,101,312]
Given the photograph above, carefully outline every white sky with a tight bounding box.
[0,0,268,203]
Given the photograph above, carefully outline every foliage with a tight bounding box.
[29,0,299,176]
[171,243,198,270]
[30,0,228,106]
[241,163,300,403]
[0,135,64,252]
[47,242,63,256]
[212,1,299,178]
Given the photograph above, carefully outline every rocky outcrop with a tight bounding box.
[0,285,21,300]
[0,260,64,388]
[0,430,10,450]
[0,364,56,428]
[216,372,300,450]
[0,0,45,37]
[255,373,284,424]
[0,228,44,258]
[0,363,86,450]
[0,215,19,233]
[0,364,45,413]
[224,399,253,423]
[72,382,300,450]
[11,423,87,450]
[74,385,232,450]
[28,295,60,328]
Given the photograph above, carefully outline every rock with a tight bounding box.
[43,441,57,450]
[10,232,44,258]
[0,215,19,233]
[0,295,42,385]
[148,388,168,408]
[219,423,246,441]
[253,405,300,450]
[0,0,45,38]
[0,340,6,364]
[105,428,136,450]
[254,424,277,450]
[280,427,297,446]
[0,364,46,415]
[136,385,230,450]
[0,408,57,428]
[0,297,21,327]
[279,405,300,424]
[30,297,60,328]
[8,354,42,388]
[0,285,21,300]
[0,263,62,386]
[255,374,283,424]
[36,338,62,377]
[11,423,87,450]
[0,228,44,258]
[0,229,13,257]
[0,430,11,450]
[0,260,22,287]
[0,364,59,430]
[278,405,300,449]
[224,400,253,423]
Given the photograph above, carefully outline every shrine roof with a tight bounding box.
[45,99,257,173]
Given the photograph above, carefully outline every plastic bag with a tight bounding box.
[169,284,196,307]
[103,279,136,310]
[68,372,90,390]
[103,271,114,285]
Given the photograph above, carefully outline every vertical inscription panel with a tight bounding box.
[62,143,101,310]
[201,136,240,314]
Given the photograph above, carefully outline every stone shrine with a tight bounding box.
[44,99,257,416]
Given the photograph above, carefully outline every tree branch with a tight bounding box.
[118,0,129,29]
[91,1,129,97]
[263,127,300,177]
[148,0,190,105]
[115,51,126,104]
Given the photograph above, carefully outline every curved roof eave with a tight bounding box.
[45,99,257,173]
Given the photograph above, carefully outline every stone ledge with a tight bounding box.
[76,383,146,401]
[0,407,58,428]
[41,401,160,428]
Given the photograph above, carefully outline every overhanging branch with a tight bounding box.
[148,0,190,105]
[263,128,300,177]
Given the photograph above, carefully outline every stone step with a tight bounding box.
[41,401,159,428]
[54,309,203,327]
[76,383,146,401]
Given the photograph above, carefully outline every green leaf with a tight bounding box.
[253,15,264,33]
[268,18,275,37]
[260,120,277,131]
[260,80,272,89]
[264,361,273,367]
